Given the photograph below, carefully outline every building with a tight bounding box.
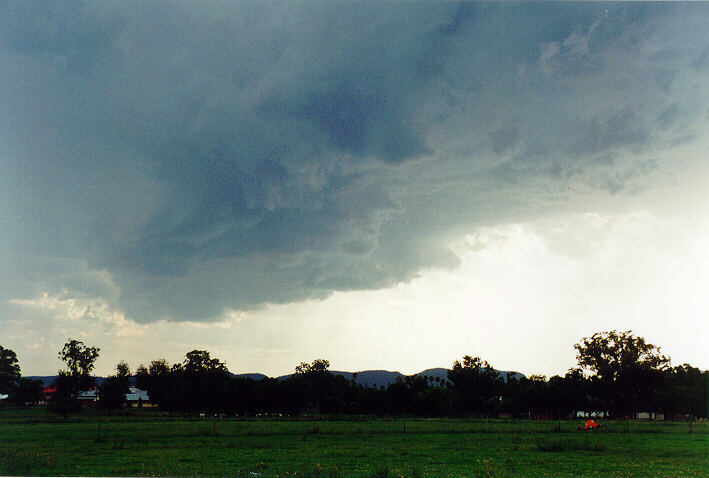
[76,387,99,406]
[635,412,665,420]
[125,387,153,407]
[40,386,57,404]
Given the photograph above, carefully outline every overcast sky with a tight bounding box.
[1,2,708,377]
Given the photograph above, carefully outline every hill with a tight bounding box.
[277,367,524,388]
[28,367,525,389]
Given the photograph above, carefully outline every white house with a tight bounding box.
[125,386,152,407]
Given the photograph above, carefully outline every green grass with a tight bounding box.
[0,408,706,477]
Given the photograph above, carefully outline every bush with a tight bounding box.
[47,398,81,416]
[0,450,55,475]
[536,437,606,452]
[373,465,390,477]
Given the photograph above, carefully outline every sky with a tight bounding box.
[1,2,708,378]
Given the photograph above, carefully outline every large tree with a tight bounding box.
[447,355,503,416]
[116,360,131,387]
[11,378,43,406]
[660,364,708,418]
[56,339,100,399]
[291,359,334,412]
[574,330,670,416]
[183,350,228,374]
[294,359,330,375]
[0,345,21,394]
[136,359,176,411]
[181,350,230,413]
[99,361,131,412]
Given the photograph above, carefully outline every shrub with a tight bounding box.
[536,438,606,452]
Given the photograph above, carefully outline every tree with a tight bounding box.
[183,350,228,374]
[0,345,21,394]
[290,359,334,412]
[660,364,708,418]
[136,359,177,411]
[294,359,330,375]
[116,361,131,383]
[56,339,100,399]
[99,362,131,412]
[181,350,230,413]
[10,378,43,406]
[547,369,591,419]
[99,376,127,412]
[524,375,550,418]
[447,355,503,416]
[574,330,670,416]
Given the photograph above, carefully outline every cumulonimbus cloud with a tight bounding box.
[1,2,708,322]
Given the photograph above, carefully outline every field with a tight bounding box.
[1,408,706,477]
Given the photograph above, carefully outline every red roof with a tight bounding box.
[42,387,57,394]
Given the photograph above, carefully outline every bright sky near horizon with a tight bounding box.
[1,2,708,377]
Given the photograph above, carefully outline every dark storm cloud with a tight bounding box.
[570,110,648,156]
[1,2,708,322]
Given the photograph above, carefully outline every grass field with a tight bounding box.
[1,408,706,477]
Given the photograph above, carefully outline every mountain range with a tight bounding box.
[27,368,525,389]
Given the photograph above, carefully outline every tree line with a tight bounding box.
[0,330,706,419]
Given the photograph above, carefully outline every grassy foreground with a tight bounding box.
[1,408,706,477]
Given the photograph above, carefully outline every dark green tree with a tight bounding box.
[181,350,230,413]
[55,339,100,399]
[0,345,21,394]
[99,362,131,412]
[116,361,131,386]
[660,364,708,418]
[10,378,43,406]
[525,375,550,418]
[574,330,670,417]
[136,359,176,411]
[294,359,330,375]
[447,355,503,416]
[549,369,591,418]
[99,376,127,412]
[291,359,333,412]
[183,350,228,374]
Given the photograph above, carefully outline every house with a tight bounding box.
[575,410,609,418]
[125,387,153,407]
[635,412,664,420]
[40,386,57,404]
[76,387,99,406]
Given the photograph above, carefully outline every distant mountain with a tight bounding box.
[232,373,268,381]
[415,367,525,385]
[275,367,525,388]
[332,370,405,389]
[498,370,526,382]
[27,368,525,389]
[26,376,107,387]
[415,368,525,383]
[274,370,404,388]
[415,368,451,383]
[25,376,57,387]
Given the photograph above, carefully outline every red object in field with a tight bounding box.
[584,419,599,429]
